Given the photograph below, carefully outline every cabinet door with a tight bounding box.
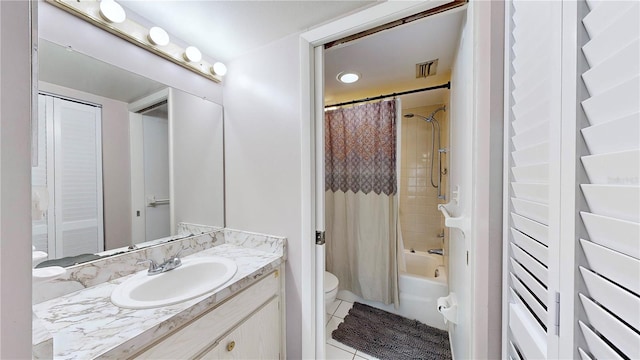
[199,297,280,360]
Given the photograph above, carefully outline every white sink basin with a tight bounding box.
[111,256,237,309]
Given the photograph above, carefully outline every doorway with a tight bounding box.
[130,101,170,243]
[32,93,104,258]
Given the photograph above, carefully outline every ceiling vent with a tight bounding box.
[416,59,438,78]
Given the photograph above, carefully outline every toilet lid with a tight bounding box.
[324,271,339,292]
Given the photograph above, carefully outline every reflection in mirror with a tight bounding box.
[33,39,224,266]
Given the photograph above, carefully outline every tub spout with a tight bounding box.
[428,248,444,256]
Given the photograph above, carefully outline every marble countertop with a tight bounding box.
[32,244,284,359]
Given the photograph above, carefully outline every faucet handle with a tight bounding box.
[136,259,160,273]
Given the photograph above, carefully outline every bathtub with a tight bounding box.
[336,249,449,330]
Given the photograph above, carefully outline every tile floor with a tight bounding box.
[325,299,380,360]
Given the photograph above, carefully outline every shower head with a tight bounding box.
[404,106,446,122]
[403,113,430,121]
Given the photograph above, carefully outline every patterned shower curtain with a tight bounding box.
[325,99,399,307]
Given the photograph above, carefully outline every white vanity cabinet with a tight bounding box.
[133,268,284,359]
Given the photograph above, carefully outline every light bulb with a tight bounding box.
[99,0,126,24]
[183,46,202,62]
[148,27,170,46]
[211,62,227,76]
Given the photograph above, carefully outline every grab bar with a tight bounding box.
[438,204,468,238]
[147,196,170,207]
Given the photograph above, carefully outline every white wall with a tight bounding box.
[223,33,303,358]
[447,7,473,359]
[170,89,224,229]
[448,2,504,359]
[38,81,133,250]
[471,2,504,359]
[0,1,33,357]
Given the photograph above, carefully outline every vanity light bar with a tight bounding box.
[46,0,225,83]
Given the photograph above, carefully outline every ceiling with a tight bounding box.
[39,39,166,103]
[324,7,465,109]
[119,0,378,63]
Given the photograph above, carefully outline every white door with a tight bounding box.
[142,107,170,241]
[52,96,104,257]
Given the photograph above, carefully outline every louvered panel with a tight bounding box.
[511,198,549,225]
[511,183,549,205]
[512,69,549,103]
[32,95,49,252]
[581,113,640,154]
[53,97,103,257]
[581,150,639,185]
[511,164,549,183]
[582,40,639,96]
[509,341,522,360]
[580,267,640,331]
[511,243,548,285]
[580,212,640,259]
[577,348,594,360]
[512,106,551,134]
[581,185,639,222]
[509,301,546,360]
[511,259,548,307]
[581,239,640,295]
[511,228,548,266]
[580,295,640,357]
[512,121,549,150]
[582,4,639,67]
[512,212,549,246]
[586,0,600,11]
[581,76,640,126]
[579,321,624,360]
[512,79,555,118]
[582,1,636,38]
[511,143,549,167]
[510,273,547,324]
[506,1,561,358]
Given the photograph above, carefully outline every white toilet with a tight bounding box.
[324,271,339,308]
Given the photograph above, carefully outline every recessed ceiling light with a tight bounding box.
[183,46,202,62]
[148,27,170,46]
[99,0,126,24]
[337,72,360,84]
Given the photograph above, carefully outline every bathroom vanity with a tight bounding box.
[32,230,287,359]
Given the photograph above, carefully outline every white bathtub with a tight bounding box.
[336,249,449,330]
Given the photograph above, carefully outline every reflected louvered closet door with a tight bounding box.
[504,1,562,359]
[577,1,640,359]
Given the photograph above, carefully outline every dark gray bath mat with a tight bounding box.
[332,302,451,360]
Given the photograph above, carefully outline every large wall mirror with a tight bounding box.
[32,39,225,265]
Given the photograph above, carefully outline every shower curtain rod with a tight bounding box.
[324,82,451,109]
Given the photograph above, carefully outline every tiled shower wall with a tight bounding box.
[399,104,449,252]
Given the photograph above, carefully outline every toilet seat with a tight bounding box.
[324,271,339,293]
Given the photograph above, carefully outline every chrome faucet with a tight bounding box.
[137,252,182,275]
[428,248,444,256]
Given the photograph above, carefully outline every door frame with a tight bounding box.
[298,2,458,357]
[129,89,170,244]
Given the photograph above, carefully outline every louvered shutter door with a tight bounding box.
[577,1,640,359]
[504,1,562,359]
[53,97,104,257]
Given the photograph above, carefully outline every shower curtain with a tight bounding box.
[325,99,399,307]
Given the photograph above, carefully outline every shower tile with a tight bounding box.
[408,177,417,187]
[327,299,341,316]
[355,351,380,359]
[334,301,354,319]
[326,344,356,360]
